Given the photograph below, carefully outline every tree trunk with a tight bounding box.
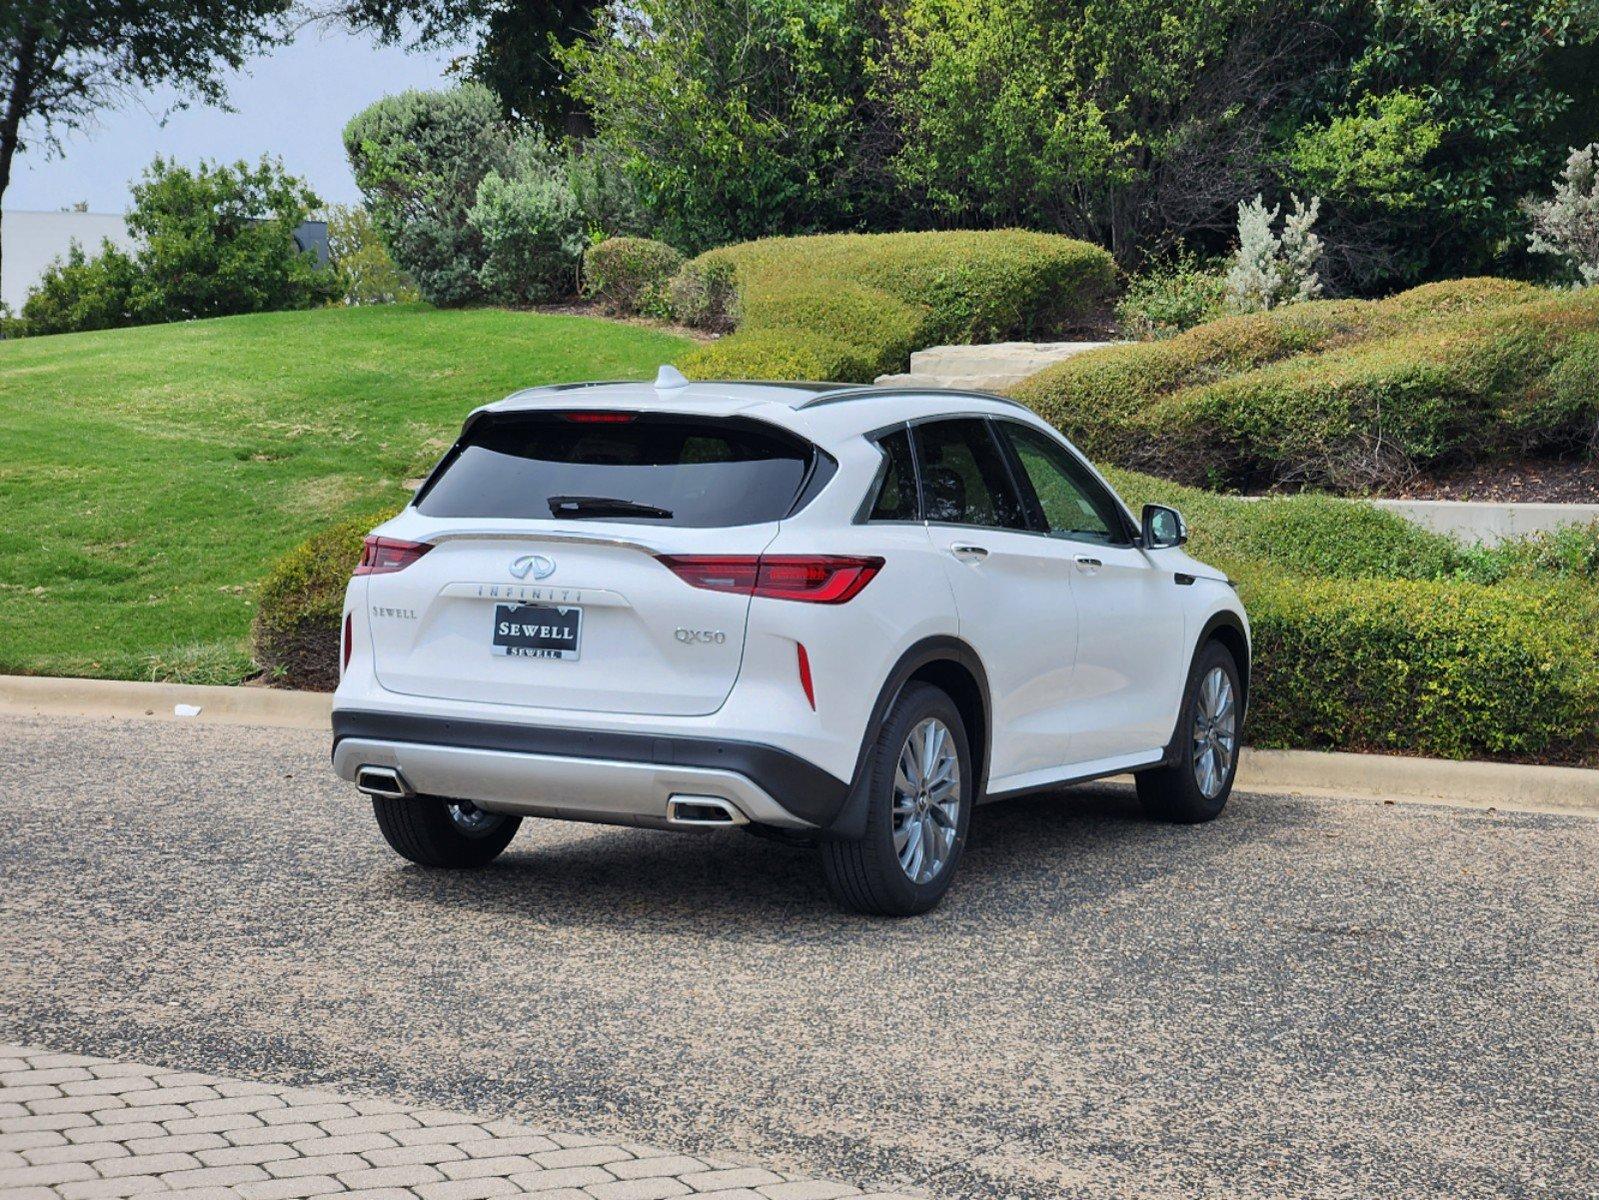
[0,22,44,320]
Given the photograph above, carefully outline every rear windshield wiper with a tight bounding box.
[547,494,674,520]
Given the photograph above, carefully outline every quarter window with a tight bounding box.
[1001,423,1128,545]
[911,419,1028,530]
[867,428,919,521]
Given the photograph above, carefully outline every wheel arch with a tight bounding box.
[1159,609,1251,768]
[824,636,991,840]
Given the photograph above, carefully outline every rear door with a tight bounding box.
[365,410,818,717]
[911,417,1083,787]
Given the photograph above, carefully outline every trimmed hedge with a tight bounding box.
[675,230,1115,382]
[583,237,683,316]
[253,511,391,692]
[255,469,1599,766]
[1108,469,1599,765]
[1012,278,1597,492]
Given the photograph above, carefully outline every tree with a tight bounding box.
[20,156,336,335]
[315,0,601,134]
[872,0,1326,262]
[560,0,889,253]
[0,0,290,291]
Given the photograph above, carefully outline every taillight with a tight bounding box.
[342,611,353,672]
[356,536,432,575]
[563,411,636,423]
[657,555,883,604]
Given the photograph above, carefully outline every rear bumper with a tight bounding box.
[331,710,849,831]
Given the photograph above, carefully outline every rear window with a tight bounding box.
[415,412,820,527]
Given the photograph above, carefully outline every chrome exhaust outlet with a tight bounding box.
[666,795,749,827]
[356,765,414,800]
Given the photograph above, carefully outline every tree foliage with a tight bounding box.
[21,157,335,336]
[559,0,885,252]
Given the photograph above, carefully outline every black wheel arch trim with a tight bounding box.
[1159,611,1251,767]
[331,710,851,828]
[823,635,993,840]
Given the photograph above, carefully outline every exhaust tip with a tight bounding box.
[356,765,413,800]
[666,795,748,827]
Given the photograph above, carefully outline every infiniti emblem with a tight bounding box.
[510,554,556,581]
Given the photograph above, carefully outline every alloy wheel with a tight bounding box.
[892,717,961,885]
[1191,666,1237,799]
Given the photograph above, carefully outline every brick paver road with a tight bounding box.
[0,1045,913,1200]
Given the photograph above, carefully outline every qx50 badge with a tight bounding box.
[510,554,556,581]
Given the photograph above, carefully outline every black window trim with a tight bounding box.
[857,423,926,526]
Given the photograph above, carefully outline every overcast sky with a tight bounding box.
[5,26,458,215]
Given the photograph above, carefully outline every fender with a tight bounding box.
[822,635,991,840]
[1159,608,1252,768]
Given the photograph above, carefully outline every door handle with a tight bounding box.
[949,543,989,562]
[1074,555,1102,574]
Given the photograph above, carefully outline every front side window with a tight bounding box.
[911,419,1028,530]
[416,413,814,527]
[1001,423,1129,545]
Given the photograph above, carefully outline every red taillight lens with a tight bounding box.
[355,536,432,575]
[656,555,883,604]
[342,611,353,672]
[563,411,637,423]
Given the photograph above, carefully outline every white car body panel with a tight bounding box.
[333,377,1250,832]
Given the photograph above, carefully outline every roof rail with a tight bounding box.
[795,385,1032,412]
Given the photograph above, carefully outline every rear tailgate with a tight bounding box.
[367,524,776,716]
[363,407,819,717]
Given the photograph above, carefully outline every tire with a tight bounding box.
[1135,639,1242,824]
[820,682,973,916]
[371,795,521,868]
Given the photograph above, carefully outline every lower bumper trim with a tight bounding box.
[331,709,850,828]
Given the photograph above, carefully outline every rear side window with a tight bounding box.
[417,413,816,527]
[911,418,1028,530]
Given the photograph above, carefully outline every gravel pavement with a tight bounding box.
[2,713,1596,1199]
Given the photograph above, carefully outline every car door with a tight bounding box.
[910,417,1083,789]
[996,420,1189,763]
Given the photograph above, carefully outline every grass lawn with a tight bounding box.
[0,304,689,684]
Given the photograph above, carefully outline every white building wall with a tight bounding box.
[2,211,140,309]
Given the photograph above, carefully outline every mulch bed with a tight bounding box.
[1387,457,1599,504]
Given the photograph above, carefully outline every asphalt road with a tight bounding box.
[2,713,1596,1199]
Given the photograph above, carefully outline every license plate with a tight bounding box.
[492,603,581,660]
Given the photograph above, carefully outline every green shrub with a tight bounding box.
[584,237,683,315]
[20,241,140,335]
[253,511,392,692]
[345,85,514,307]
[1243,574,1599,763]
[676,229,1115,382]
[667,259,739,332]
[1014,281,1599,492]
[1116,252,1227,340]
[469,158,586,305]
[325,203,418,306]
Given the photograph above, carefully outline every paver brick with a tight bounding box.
[415,1177,523,1200]
[20,1139,129,1166]
[503,1165,615,1192]
[322,1112,420,1136]
[294,1131,397,1156]
[64,1122,167,1145]
[585,1177,693,1200]
[61,1076,160,1097]
[0,1129,68,1151]
[166,1112,266,1136]
[437,1153,543,1181]
[57,1175,172,1198]
[195,1140,299,1166]
[267,1152,370,1178]
[232,1121,328,1145]
[121,1083,220,1107]
[32,1094,129,1115]
[123,1132,230,1156]
[461,1134,558,1158]
[757,1182,862,1199]
[97,1150,204,1176]
[1,1066,93,1087]
[261,1101,359,1125]
[336,1163,448,1188]
[2,1160,99,1186]
[679,1168,786,1191]
[392,1124,495,1147]
[191,1094,288,1117]
[362,1142,468,1168]
[159,1163,274,1188]
[235,1174,348,1199]
[1,1111,94,1132]
[532,1144,633,1169]
[607,1155,707,1180]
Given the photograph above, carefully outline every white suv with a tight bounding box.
[332,367,1249,915]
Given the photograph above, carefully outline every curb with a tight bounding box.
[0,673,330,729]
[3,674,1596,815]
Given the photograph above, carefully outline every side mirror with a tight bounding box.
[1142,503,1187,549]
